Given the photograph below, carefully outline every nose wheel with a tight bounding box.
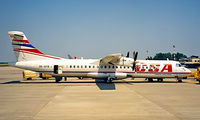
[157,78,163,82]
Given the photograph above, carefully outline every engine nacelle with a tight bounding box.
[114,57,134,67]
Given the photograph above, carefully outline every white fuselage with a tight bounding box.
[7,31,191,81]
[14,59,191,80]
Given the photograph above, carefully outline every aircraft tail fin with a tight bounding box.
[8,31,62,62]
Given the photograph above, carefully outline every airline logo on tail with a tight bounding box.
[8,31,62,61]
[12,40,44,55]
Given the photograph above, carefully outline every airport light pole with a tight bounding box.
[146,50,149,60]
[173,45,176,61]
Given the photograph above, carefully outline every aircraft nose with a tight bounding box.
[184,68,191,73]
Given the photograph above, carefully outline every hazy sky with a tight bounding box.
[0,0,200,61]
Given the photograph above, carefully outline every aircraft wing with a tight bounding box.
[100,53,123,65]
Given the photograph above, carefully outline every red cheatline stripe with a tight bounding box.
[18,48,44,54]
[35,70,190,74]
[13,40,30,43]
[14,49,61,60]
[36,70,135,73]
[13,48,43,54]
[136,72,191,74]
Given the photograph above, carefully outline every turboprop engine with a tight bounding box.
[112,51,138,70]
[114,57,134,67]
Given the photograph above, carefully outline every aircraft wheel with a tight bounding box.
[178,80,183,82]
[106,78,112,83]
[178,79,182,83]
[157,78,163,82]
[55,77,62,83]
[148,78,153,82]
[27,78,32,80]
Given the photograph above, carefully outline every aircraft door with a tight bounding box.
[54,65,63,74]
[54,65,58,74]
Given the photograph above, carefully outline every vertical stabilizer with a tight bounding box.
[8,31,62,62]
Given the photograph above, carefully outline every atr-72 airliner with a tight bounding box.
[8,31,191,83]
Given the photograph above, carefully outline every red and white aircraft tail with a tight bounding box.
[8,31,62,62]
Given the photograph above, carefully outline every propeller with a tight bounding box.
[132,51,138,71]
[126,51,130,58]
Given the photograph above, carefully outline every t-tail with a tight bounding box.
[8,31,62,62]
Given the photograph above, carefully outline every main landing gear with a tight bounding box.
[147,78,153,82]
[55,77,67,82]
[177,78,183,83]
[55,77,62,83]
[104,77,114,83]
[147,78,163,82]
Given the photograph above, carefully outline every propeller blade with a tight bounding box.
[132,51,138,71]
[126,51,130,57]
[132,63,136,71]
[134,52,138,61]
[133,51,135,59]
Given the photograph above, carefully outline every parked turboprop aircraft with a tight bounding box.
[8,31,191,83]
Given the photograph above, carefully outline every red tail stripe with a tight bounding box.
[13,40,30,44]
[14,48,44,54]
[14,49,61,59]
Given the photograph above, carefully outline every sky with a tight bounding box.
[0,0,200,61]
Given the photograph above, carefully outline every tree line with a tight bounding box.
[146,52,187,61]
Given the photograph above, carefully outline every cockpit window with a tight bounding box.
[176,63,182,67]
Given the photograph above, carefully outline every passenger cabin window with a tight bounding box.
[85,65,87,68]
[70,65,72,68]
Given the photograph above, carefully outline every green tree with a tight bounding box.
[146,56,153,60]
[152,52,187,60]
[173,52,187,61]
[153,52,172,60]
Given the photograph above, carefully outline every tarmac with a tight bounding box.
[0,67,200,120]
